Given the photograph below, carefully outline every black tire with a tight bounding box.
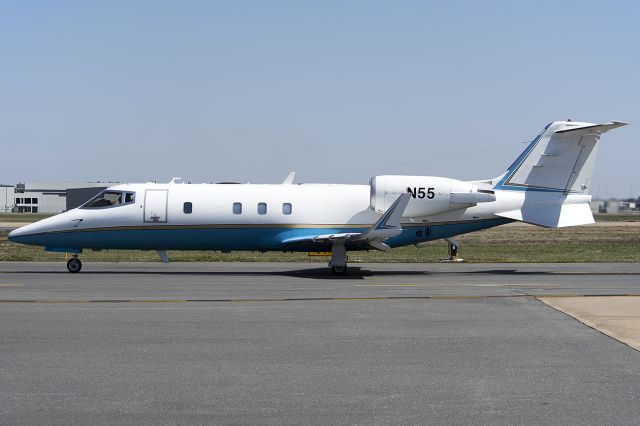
[67,258,82,273]
[331,266,347,275]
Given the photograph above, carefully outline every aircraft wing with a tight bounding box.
[281,193,411,252]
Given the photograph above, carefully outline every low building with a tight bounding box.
[591,199,639,214]
[4,182,113,214]
[1,185,14,213]
[620,201,637,211]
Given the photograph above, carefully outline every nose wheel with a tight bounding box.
[67,257,82,273]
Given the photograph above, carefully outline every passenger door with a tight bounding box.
[144,189,168,223]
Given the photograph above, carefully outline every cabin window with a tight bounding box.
[233,202,242,214]
[125,193,135,204]
[282,203,292,215]
[183,202,193,214]
[257,202,267,215]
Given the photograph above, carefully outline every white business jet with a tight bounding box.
[8,120,627,274]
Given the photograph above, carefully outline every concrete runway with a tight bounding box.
[1,262,640,425]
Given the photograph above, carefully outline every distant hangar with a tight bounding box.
[0,182,113,213]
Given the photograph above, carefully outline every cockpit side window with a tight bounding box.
[81,191,135,209]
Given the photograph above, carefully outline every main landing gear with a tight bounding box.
[67,255,82,273]
[440,238,464,263]
[331,265,347,275]
[329,244,348,275]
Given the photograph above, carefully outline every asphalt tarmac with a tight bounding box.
[1,262,639,425]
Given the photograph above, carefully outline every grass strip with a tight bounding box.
[2,223,640,263]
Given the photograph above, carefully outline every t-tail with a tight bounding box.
[491,120,628,228]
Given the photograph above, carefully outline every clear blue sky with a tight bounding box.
[1,1,638,198]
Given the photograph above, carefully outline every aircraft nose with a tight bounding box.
[7,220,55,244]
[8,225,31,243]
[7,214,75,246]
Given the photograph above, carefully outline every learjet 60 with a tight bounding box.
[8,120,627,274]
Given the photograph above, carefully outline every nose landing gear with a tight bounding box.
[67,255,82,273]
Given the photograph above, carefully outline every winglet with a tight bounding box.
[282,171,296,185]
[371,193,411,231]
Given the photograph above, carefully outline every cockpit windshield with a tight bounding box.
[82,191,135,209]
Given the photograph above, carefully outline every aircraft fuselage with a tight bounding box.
[8,182,510,253]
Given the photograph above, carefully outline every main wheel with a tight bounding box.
[331,265,347,275]
[67,258,82,273]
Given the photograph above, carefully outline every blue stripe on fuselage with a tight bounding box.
[10,219,512,252]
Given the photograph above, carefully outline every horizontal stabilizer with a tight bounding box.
[496,203,594,228]
[554,121,628,135]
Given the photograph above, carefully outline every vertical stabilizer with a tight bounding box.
[493,120,627,228]
[494,121,627,194]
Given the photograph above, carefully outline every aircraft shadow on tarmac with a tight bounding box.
[5,267,572,280]
[8,267,420,280]
[9,266,638,279]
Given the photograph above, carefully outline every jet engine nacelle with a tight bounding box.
[369,175,495,217]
